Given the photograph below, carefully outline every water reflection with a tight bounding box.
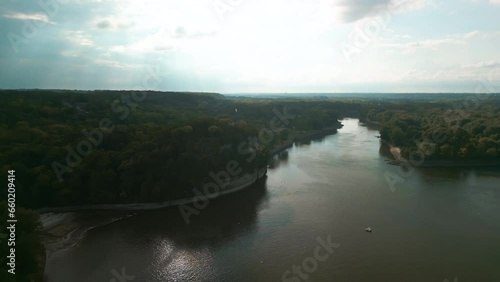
[269,151,289,169]
[46,178,272,282]
[45,119,500,282]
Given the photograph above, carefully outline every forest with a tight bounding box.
[2,91,500,210]
[365,94,500,162]
[1,91,500,281]
[0,90,355,209]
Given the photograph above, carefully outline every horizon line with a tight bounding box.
[1,88,500,95]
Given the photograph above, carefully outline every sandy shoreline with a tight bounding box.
[41,212,133,256]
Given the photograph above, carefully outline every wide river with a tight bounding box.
[46,119,500,282]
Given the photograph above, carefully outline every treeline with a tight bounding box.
[365,96,500,160]
[0,90,358,209]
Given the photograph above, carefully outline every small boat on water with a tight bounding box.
[365,227,372,232]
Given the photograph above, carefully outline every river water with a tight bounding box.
[45,119,500,282]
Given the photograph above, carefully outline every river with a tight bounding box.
[45,118,500,282]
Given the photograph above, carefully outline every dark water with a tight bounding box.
[46,119,500,282]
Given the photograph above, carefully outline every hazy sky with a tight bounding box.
[1,0,500,93]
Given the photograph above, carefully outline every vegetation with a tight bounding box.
[2,91,499,209]
[365,96,500,161]
[0,90,353,209]
[1,91,499,282]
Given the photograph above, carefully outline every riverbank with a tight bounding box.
[37,167,267,213]
[41,212,134,258]
[270,126,341,155]
[361,118,383,127]
[37,123,341,214]
[39,124,342,268]
[384,143,500,167]
[40,168,267,264]
[366,119,500,167]
[390,158,500,167]
[41,118,500,282]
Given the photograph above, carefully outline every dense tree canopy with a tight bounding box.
[3,90,498,209]
[365,96,500,161]
[0,90,352,209]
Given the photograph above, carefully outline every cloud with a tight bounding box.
[174,26,186,38]
[2,12,54,24]
[320,0,432,23]
[462,60,500,69]
[128,28,175,53]
[394,34,413,39]
[172,26,216,39]
[92,58,134,69]
[335,0,392,22]
[94,18,135,30]
[464,30,481,39]
[0,0,498,92]
[96,20,111,29]
[65,30,94,46]
[396,64,497,84]
[376,30,492,55]
[381,38,465,54]
[109,45,126,53]
[468,0,500,5]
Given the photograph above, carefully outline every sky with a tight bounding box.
[1,0,500,93]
